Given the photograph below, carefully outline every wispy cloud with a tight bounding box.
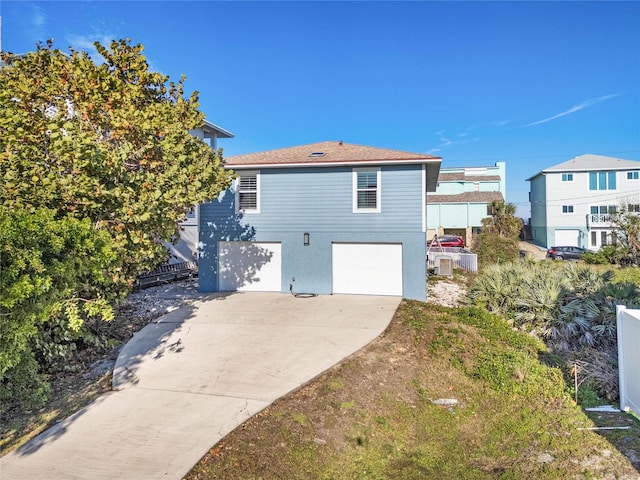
[65,33,117,58]
[427,129,480,154]
[32,4,46,27]
[527,93,620,126]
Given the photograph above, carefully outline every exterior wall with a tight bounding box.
[200,164,427,300]
[529,174,548,247]
[531,169,640,249]
[426,162,506,245]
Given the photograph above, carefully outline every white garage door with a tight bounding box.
[554,230,580,246]
[218,242,282,292]
[332,243,403,296]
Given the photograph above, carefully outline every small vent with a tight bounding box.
[309,152,325,157]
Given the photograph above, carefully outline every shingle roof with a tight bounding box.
[224,141,441,167]
[427,191,504,204]
[438,172,502,182]
[527,154,640,180]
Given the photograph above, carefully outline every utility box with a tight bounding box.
[434,256,453,277]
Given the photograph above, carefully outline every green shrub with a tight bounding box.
[582,245,621,265]
[472,233,521,269]
[612,266,640,288]
[467,261,639,401]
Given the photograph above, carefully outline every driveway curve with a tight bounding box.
[0,292,400,480]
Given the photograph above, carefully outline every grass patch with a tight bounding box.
[186,301,639,479]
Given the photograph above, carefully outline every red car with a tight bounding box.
[428,235,465,248]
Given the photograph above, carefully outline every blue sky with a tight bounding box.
[3,1,639,217]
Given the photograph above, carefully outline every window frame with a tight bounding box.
[589,171,617,191]
[627,171,639,180]
[235,170,260,214]
[352,167,381,213]
[561,205,574,214]
[561,173,574,182]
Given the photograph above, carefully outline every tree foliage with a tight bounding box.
[0,207,117,412]
[0,39,232,410]
[473,201,523,268]
[481,201,523,239]
[0,39,232,281]
[609,205,640,266]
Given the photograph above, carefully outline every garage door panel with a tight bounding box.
[555,230,580,247]
[219,242,281,292]
[332,243,402,296]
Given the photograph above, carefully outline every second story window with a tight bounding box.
[561,173,574,182]
[562,205,574,213]
[627,171,639,180]
[237,171,260,213]
[353,168,381,213]
[589,171,616,191]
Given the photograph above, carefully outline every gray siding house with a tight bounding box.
[199,141,441,301]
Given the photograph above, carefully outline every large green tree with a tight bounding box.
[0,40,232,410]
[0,39,232,282]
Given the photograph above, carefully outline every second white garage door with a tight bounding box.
[554,230,580,247]
[332,243,403,296]
[218,241,282,292]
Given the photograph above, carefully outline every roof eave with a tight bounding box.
[203,120,234,139]
[225,158,442,170]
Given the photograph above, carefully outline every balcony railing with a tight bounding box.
[588,214,612,226]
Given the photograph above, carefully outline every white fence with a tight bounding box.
[616,306,640,415]
[427,249,478,274]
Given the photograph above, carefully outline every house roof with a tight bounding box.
[203,120,234,139]
[427,191,504,204]
[225,141,440,167]
[526,154,640,180]
[225,140,443,191]
[438,172,501,182]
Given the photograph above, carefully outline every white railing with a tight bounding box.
[588,214,611,226]
[616,306,640,415]
[427,249,478,273]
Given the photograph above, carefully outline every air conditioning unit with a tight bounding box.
[434,256,453,277]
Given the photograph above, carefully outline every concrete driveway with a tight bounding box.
[0,292,400,480]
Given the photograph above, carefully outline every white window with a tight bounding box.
[353,168,381,213]
[561,173,574,182]
[627,171,639,180]
[236,171,260,213]
[562,205,574,214]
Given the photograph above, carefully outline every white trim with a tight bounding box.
[235,170,260,214]
[422,164,426,232]
[352,167,381,213]
[226,158,440,170]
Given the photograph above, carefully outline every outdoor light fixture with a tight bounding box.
[303,232,310,246]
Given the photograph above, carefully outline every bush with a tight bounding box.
[467,261,640,401]
[472,233,521,268]
[0,207,120,410]
[582,245,621,265]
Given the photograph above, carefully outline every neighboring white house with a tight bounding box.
[166,120,234,264]
[426,162,506,246]
[527,154,640,250]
